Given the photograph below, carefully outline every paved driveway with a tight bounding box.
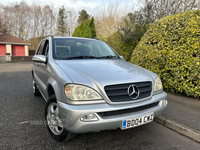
[0,62,200,150]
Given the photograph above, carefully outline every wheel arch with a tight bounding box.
[48,84,56,98]
[47,77,63,101]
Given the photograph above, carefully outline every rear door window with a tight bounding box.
[37,41,45,55]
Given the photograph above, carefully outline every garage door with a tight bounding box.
[0,44,6,56]
[12,45,25,56]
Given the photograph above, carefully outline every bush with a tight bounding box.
[107,32,135,61]
[130,10,200,97]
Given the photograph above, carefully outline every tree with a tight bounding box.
[137,0,200,20]
[73,17,96,38]
[120,1,154,44]
[41,5,54,37]
[32,4,42,38]
[56,5,67,36]
[0,6,7,34]
[28,36,44,50]
[111,1,155,61]
[119,0,200,42]
[72,23,85,37]
[83,17,96,38]
[107,31,135,61]
[77,9,90,25]
[119,0,200,45]
[3,1,32,40]
[95,2,133,39]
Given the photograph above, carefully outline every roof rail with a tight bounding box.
[45,35,54,39]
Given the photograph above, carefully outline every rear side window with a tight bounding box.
[36,40,49,56]
[42,40,49,56]
[37,41,45,55]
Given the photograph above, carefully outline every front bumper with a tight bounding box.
[57,92,167,134]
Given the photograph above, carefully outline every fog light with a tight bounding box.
[80,114,98,122]
[162,100,168,106]
[159,100,168,107]
[159,100,167,107]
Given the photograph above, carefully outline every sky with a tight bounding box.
[2,0,137,14]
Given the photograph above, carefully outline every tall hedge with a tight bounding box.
[130,10,200,97]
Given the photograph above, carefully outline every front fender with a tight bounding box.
[46,60,73,102]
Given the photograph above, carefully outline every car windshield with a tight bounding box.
[53,38,119,60]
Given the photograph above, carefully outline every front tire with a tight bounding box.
[45,95,76,142]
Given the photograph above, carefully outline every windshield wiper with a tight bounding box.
[99,55,118,59]
[60,55,118,60]
[64,56,100,60]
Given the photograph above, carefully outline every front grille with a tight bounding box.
[98,102,159,117]
[104,81,152,102]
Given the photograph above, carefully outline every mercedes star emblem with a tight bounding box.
[127,85,140,99]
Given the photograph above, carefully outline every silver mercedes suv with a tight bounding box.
[32,35,167,141]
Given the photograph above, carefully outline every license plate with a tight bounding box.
[122,113,154,129]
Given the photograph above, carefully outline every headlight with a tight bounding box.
[65,84,102,100]
[154,77,163,92]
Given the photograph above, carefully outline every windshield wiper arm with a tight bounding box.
[65,56,100,60]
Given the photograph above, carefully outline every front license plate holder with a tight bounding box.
[122,113,154,130]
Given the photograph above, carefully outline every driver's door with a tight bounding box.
[34,40,49,98]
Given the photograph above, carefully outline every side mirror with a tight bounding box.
[120,56,124,60]
[32,55,47,63]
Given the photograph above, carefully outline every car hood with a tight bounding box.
[55,59,155,87]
